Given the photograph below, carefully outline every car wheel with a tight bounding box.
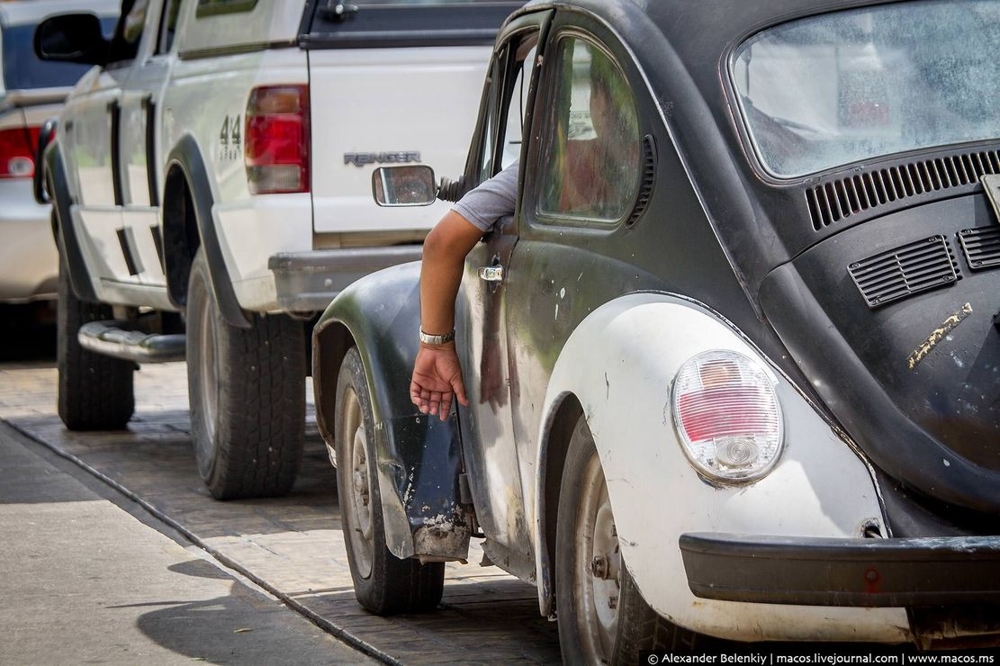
[335,346,445,615]
[56,237,135,430]
[555,415,700,664]
[186,248,305,499]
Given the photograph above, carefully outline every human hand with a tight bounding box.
[410,343,469,421]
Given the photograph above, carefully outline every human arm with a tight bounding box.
[411,210,485,420]
[412,161,519,420]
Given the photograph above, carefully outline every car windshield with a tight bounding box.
[732,0,1000,178]
[2,20,116,92]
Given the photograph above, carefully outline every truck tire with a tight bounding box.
[555,415,701,664]
[56,242,135,430]
[336,346,445,614]
[186,248,305,499]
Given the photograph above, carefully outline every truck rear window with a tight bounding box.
[303,0,524,49]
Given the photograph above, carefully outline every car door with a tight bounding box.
[494,24,646,524]
[117,0,181,287]
[66,0,154,294]
[455,10,550,579]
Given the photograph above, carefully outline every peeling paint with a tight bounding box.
[907,303,973,370]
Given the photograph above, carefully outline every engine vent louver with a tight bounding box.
[626,134,656,228]
[807,149,1000,230]
[957,226,1000,270]
[848,235,960,308]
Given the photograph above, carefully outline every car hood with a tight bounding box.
[759,193,1000,517]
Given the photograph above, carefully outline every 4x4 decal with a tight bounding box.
[219,114,242,161]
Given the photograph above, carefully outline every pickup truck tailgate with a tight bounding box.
[308,45,491,234]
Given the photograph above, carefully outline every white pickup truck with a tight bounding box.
[34,0,518,499]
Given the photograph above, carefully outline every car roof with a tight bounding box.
[521,0,896,62]
[0,0,120,28]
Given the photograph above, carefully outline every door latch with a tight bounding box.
[477,265,504,282]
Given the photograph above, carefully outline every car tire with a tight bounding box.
[335,346,445,615]
[555,415,701,664]
[56,241,135,430]
[186,248,304,500]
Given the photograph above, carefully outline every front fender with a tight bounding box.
[313,262,470,562]
[44,138,98,302]
[535,293,908,642]
[163,135,250,328]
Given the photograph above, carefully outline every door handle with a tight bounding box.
[478,265,504,282]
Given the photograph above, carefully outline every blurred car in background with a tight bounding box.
[0,0,118,305]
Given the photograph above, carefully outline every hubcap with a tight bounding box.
[194,291,219,474]
[341,388,374,579]
[577,455,620,661]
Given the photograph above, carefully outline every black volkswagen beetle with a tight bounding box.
[313,0,1000,660]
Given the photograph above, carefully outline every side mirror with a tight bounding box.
[371,165,437,207]
[34,14,108,66]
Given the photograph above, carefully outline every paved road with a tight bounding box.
[0,422,377,666]
[0,359,561,665]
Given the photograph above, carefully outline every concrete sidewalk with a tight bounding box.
[0,361,561,665]
[0,422,378,666]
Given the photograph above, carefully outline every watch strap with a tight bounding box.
[419,329,456,345]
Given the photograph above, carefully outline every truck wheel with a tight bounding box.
[186,248,305,499]
[555,415,700,664]
[335,346,445,614]
[56,243,135,430]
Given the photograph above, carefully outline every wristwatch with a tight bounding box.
[419,329,456,345]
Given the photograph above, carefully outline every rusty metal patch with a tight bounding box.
[907,303,973,370]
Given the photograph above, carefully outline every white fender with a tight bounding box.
[535,293,910,643]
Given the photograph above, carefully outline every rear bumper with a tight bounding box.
[269,246,422,312]
[680,532,1000,607]
[0,181,57,303]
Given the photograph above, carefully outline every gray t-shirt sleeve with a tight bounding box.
[452,161,519,232]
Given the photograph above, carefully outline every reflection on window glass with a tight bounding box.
[352,0,512,4]
[124,0,150,44]
[158,0,183,54]
[197,0,258,17]
[537,37,640,222]
[734,0,1000,177]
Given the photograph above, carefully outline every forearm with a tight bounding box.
[419,210,485,336]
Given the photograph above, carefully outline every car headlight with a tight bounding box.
[672,350,784,483]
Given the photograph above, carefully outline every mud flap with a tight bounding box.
[374,412,472,563]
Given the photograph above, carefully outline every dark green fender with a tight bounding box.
[312,261,472,562]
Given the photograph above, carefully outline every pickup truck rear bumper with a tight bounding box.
[269,246,422,312]
[679,532,1000,607]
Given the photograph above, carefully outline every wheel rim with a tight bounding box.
[341,386,374,579]
[576,454,620,662]
[194,290,219,470]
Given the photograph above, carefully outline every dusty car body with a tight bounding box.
[313,0,1000,659]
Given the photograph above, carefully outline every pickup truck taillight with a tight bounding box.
[244,85,310,194]
[0,126,40,179]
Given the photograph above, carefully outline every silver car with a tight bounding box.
[0,0,118,304]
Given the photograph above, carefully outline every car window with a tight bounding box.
[157,0,183,54]
[107,0,151,63]
[535,36,640,223]
[474,31,537,186]
[733,0,1000,177]
[1,19,117,91]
